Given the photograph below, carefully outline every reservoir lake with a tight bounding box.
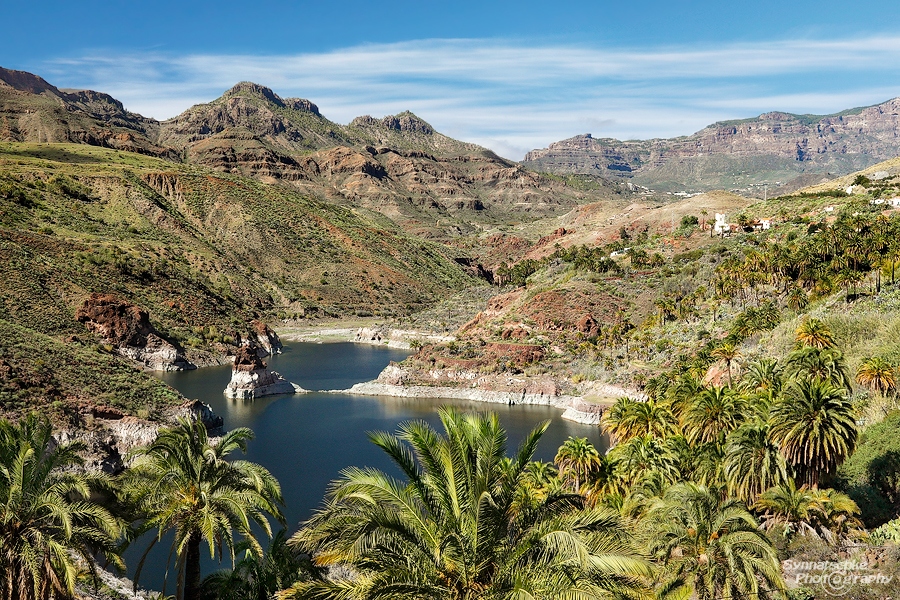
[132,341,606,591]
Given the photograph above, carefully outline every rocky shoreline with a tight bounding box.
[339,380,605,424]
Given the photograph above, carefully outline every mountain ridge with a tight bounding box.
[0,68,606,238]
[523,98,900,192]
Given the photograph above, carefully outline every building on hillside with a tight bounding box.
[713,213,729,235]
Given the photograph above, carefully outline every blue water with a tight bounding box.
[128,341,604,592]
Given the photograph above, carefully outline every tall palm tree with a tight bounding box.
[710,343,741,387]
[769,379,858,488]
[856,356,897,396]
[555,435,603,493]
[608,435,681,490]
[640,483,785,600]
[0,414,123,600]
[283,408,650,599]
[681,386,747,447]
[795,317,836,349]
[784,346,853,392]
[723,421,788,505]
[121,419,284,600]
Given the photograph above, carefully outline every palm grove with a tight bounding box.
[3,201,900,599]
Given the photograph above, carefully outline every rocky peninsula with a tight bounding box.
[340,364,641,425]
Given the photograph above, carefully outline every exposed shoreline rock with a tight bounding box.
[339,380,609,424]
[223,345,304,399]
[353,325,454,349]
[58,399,224,474]
[335,364,633,425]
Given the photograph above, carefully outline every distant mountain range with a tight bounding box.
[523,101,900,193]
[0,67,604,238]
[7,64,900,204]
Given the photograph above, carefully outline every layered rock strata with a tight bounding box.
[223,345,303,399]
[342,364,614,425]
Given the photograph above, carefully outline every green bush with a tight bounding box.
[838,411,900,526]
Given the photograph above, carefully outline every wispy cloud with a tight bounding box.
[41,36,900,159]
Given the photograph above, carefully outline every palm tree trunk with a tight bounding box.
[185,532,202,600]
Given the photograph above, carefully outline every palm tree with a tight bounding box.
[856,356,897,396]
[602,397,675,443]
[555,435,603,493]
[769,379,858,488]
[283,408,650,599]
[786,286,809,312]
[794,317,836,349]
[608,435,681,490]
[681,386,747,447]
[723,421,788,505]
[754,480,818,538]
[740,358,783,411]
[121,419,284,600]
[0,414,123,600]
[641,483,785,600]
[755,482,862,543]
[784,346,853,392]
[200,530,317,600]
[710,343,741,387]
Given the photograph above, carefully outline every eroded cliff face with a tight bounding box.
[524,100,900,190]
[0,67,175,158]
[76,293,194,371]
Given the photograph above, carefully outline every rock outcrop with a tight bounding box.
[75,293,194,371]
[223,345,303,399]
[244,320,284,356]
[57,399,223,474]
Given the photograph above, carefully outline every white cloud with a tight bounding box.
[40,36,900,160]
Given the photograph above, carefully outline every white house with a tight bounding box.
[713,213,729,235]
[889,198,900,208]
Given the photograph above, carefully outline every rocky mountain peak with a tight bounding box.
[0,67,61,95]
[283,97,320,116]
[210,83,322,116]
[223,81,285,106]
[384,111,434,134]
[351,111,434,134]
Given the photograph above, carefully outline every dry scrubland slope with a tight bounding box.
[0,142,478,419]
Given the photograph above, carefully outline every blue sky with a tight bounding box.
[5,0,900,159]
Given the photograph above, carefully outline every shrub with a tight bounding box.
[838,411,900,526]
